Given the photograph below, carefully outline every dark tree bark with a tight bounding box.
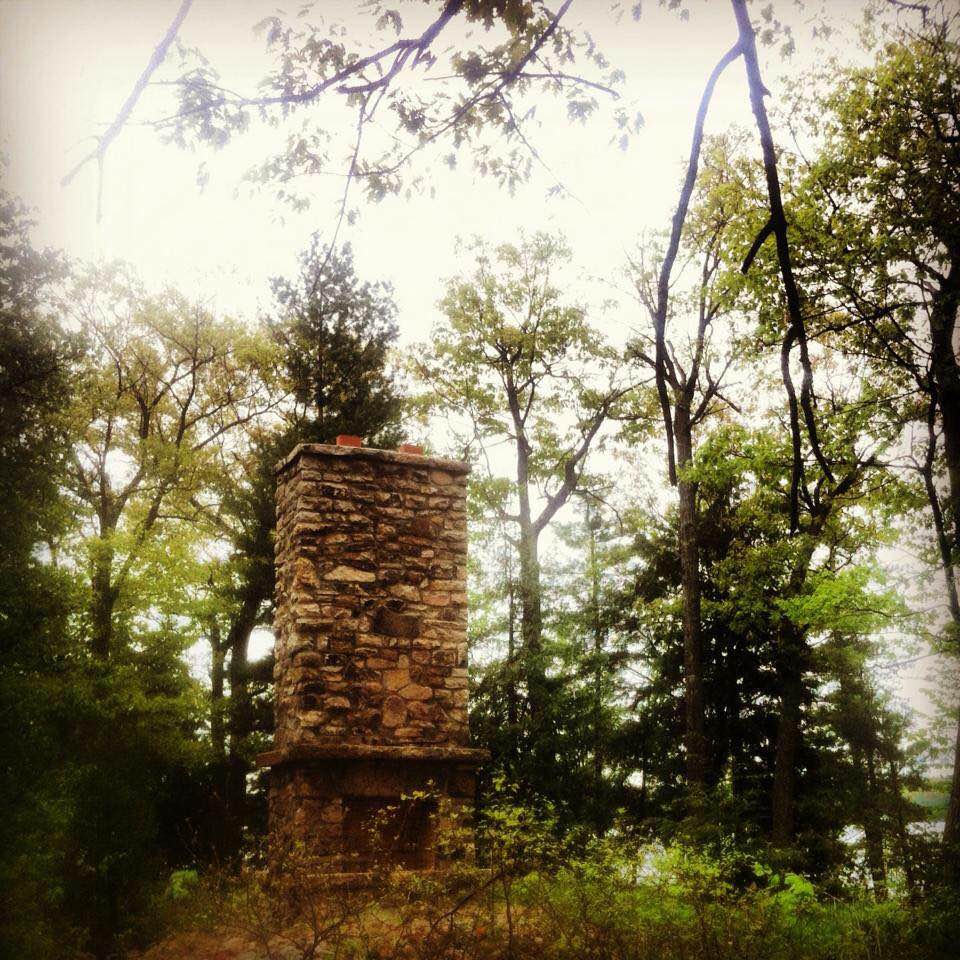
[209,621,226,764]
[89,544,118,660]
[505,541,519,752]
[929,262,960,557]
[674,410,709,790]
[770,527,821,847]
[207,620,234,860]
[222,580,269,859]
[770,657,803,847]
[514,428,547,721]
[635,40,740,796]
[586,503,606,819]
[731,0,832,534]
[943,707,960,877]
[863,746,888,900]
[929,260,960,870]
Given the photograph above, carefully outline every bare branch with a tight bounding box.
[653,40,742,486]
[740,217,774,274]
[732,0,835,514]
[61,0,194,220]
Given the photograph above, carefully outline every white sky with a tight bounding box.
[1,0,948,724]
[0,0,875,329]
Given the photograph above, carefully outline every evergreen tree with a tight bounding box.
[271,236,404,446]
[194,236,407,861]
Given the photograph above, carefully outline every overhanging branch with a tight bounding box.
[61,0,195,220]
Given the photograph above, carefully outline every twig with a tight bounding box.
[61,0,194,221]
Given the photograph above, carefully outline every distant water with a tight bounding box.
[843,820,945,844]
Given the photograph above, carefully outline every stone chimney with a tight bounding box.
[258,440,486,870]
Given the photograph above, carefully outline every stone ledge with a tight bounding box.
[276,443,472,477]
[257,743,490,768]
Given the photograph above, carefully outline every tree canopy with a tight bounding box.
[2,2,960,958]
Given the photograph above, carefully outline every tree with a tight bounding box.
[418,231,635,789]
[610,419,913,874]
[189,235,407,860]
[549,496,634,829]
[824,632,928,899]
[67,292,275,954]
[627,128,743,795]
[807,20,960,868]
[63,269,276,660]
[191,427,282,862]
[469,489,633,829]
[739,11,960,870]
[0,189,72,566]
[684,126,907,851]
[271,236,404,445]
[0,216,242,958]
[66,1,626,240]
[0,189,79,959]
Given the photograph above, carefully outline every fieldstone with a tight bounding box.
[366,656,399,670]
[407,701,437,721]
[323,564,376,582]
[374,607,421,639]
[381,696,407,727]
[407,516,439,538]
[399,682,433,702]
[383,668,410,691]
[422,592,450,606]
[389,583,420,601]
[268,444,483,863]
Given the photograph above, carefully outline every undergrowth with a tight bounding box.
[148,794,960,960]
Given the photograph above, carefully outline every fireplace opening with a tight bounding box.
[342,797,438,871]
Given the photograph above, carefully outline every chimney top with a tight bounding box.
[336,434,362,447]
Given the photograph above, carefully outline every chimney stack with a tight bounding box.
[259,441,485,870]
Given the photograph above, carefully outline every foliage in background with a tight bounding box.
[3,4,960,957]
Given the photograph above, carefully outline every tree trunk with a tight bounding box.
[929,262,960,563]
[770,652,803,848]
[89,540,117,660]
[515,433,546,722]
[518,520,545,719]
[207,621,234,860]
[943,709,960,881]
[929,260,960,872]
[724,631,745,812]
[732,0,832,530]
[769,516,830,847]
[210,622,226,763]
[505,538,519,740]
[587,507,605,822]
[223,585,266,858]
[863,747,888,900]
[674,410,708,793]
[890,760,921,900]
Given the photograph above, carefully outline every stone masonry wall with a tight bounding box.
[272,444,471,751]
[262,442,484,866]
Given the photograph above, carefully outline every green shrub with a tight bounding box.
[148,795,959,960]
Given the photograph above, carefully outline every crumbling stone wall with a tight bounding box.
[259,442,486,869]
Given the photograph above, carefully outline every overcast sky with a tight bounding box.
[2,0,946,717]
[0,0,877,331]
